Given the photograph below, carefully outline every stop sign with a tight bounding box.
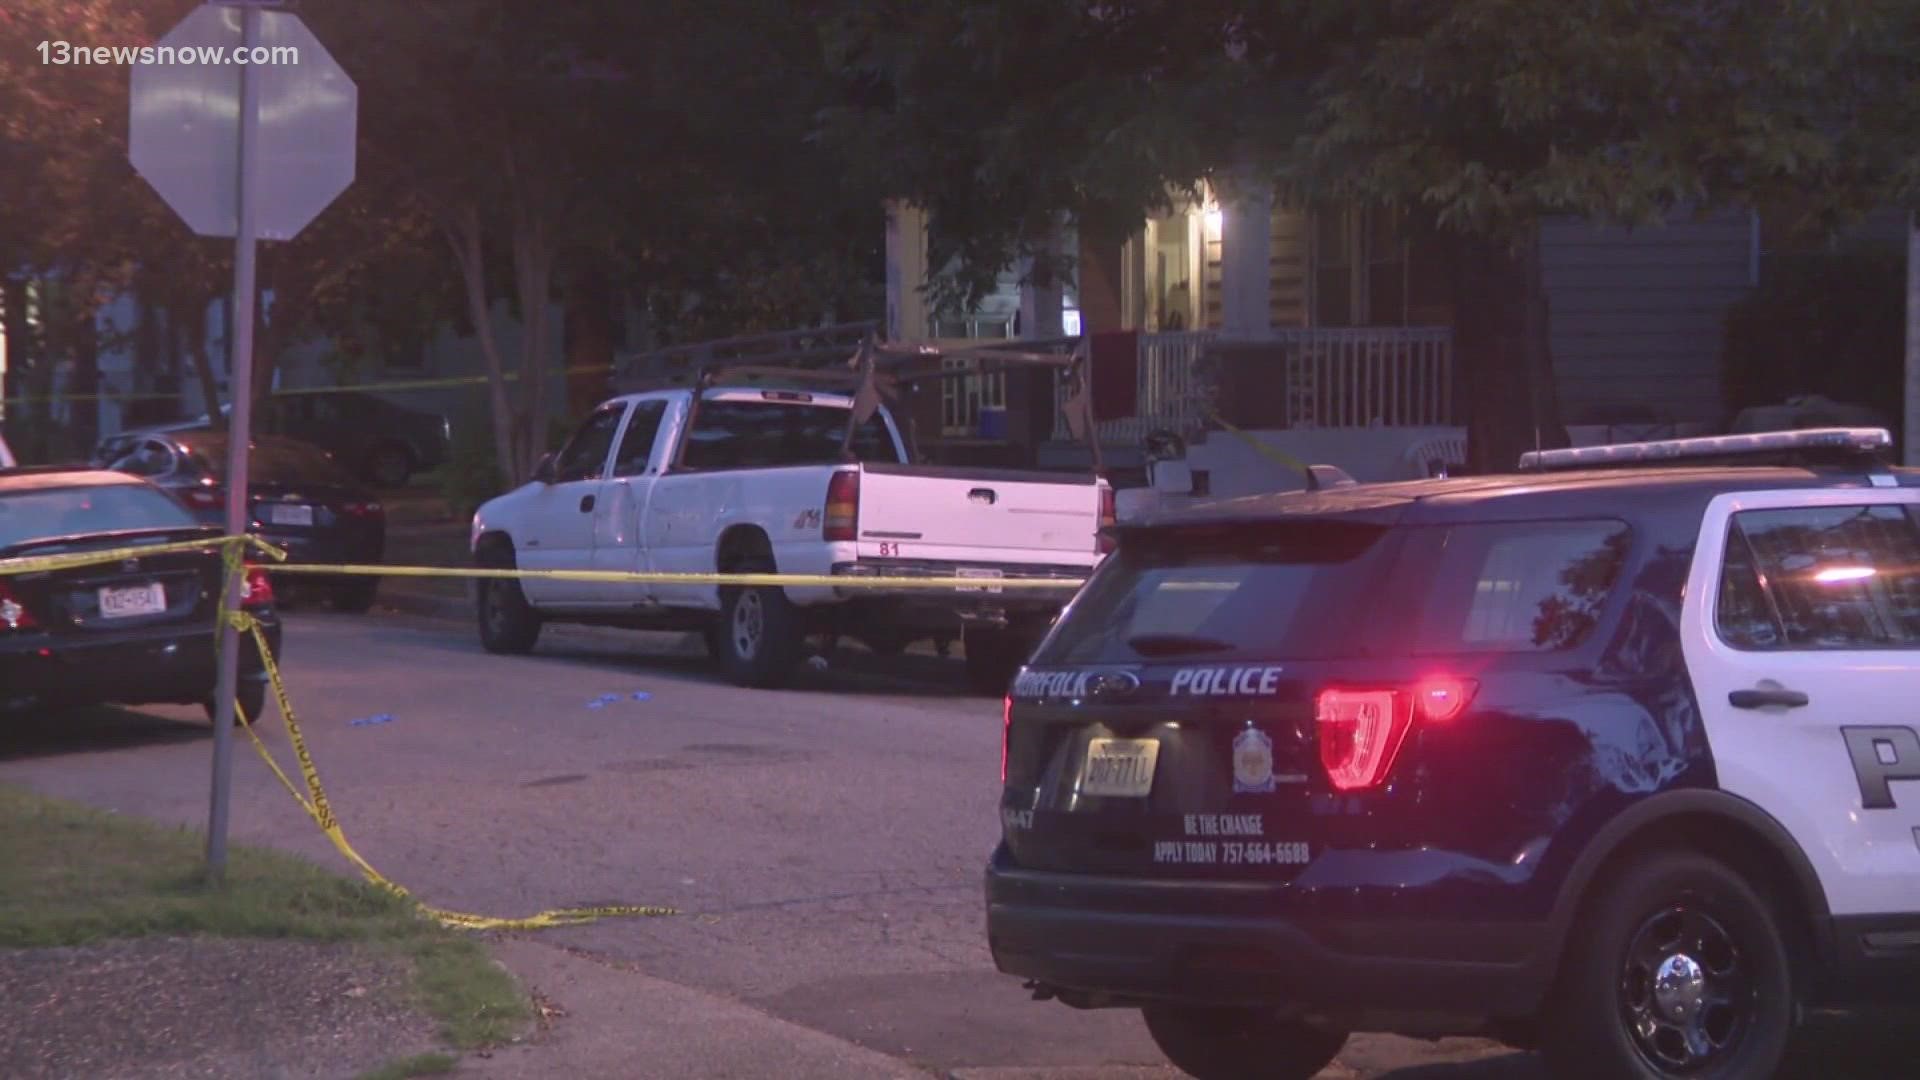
[129,4,357,240]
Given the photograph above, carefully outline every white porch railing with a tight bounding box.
[1051,327,1454,442]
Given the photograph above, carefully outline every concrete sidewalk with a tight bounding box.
[458,938,935,1080]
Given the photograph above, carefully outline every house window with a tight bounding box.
[1313,210,1356,327]
[1312,207,1410,327]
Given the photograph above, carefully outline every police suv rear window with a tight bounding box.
[1034,522,1394,663]
[1035,517,1632,664]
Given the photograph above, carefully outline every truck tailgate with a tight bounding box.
[854,464,1102,564]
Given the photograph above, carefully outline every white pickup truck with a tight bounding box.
[469,381,1111,691]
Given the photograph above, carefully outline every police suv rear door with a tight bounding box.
[1680,486,1920,917]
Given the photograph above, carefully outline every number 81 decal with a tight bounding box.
[877,541,901,557]
[1842,727,1920,810]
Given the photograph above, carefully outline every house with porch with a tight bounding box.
[883,185,1762,496]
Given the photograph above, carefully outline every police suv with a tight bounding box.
[988,429,1920,1080]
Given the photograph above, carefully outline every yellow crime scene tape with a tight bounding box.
[0,536,1093,930]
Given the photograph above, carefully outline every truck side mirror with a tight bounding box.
[532,452,558,485]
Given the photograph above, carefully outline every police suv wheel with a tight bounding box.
[477,575,541,655]
[1542,849,1794,1080]
[718,580,802,688]
[1141,1006,1348,1080]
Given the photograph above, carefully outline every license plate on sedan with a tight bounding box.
[1081,738,1161,797]
[99,582,166,619]
[269,503,314,527]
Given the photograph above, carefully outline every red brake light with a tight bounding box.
[1414,676,1477,723]
[342,501,384,517]
[1316,678,1478,791]
[824,471,859,542]
[1096,486,1117,554]
[1001,694,1013,784]
[240,566,275,608]
[1316,688,1413,791]
[0,581,40,632]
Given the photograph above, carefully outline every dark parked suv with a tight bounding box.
[988,429,1920,1080]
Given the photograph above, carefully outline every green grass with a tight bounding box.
[356,1053,459,1080]
[0,784,529,1049]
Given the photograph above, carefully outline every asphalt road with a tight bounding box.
[0,610,1895,1078]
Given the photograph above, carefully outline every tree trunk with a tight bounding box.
[1450,225,1567,473]
[563,263,616,418]
[510,194,555,480]
[442,205,519,488]
[69,308,100,453]
[184,300,225,430]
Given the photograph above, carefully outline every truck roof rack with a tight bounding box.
[1516,428,1894,473]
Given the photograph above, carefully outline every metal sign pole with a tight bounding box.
[208,2,264,878]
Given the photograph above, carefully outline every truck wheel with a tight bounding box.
[1141,1006,1347,1080]
[477,571,541,655]
[962,626,1028,696]
[717,574,804,688]
[1540,848,1794,1080]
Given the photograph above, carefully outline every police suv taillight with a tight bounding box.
[1316,677,1476,791]
[823,471,859,542]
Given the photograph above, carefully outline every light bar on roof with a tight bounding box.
[1516,428,1893,472]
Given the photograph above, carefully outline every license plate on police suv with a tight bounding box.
[269,503,314,527]
[1082,738,1161,797]
[99,582,166,619]
[956,567,1004,594]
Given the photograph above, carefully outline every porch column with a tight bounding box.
[1019,218,1067,338]
[1217,169,1273,337]
[884,200,930,341]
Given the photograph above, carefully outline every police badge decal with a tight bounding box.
[1232,723,1275,794]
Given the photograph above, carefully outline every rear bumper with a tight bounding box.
[984,845,1551,1020]
[0,615,283,711]
[827,559,1084,620]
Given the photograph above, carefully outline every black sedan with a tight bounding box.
[0,467,284,723]
[97,430,386,612]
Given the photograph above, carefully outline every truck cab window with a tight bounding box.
[553,406,624,483]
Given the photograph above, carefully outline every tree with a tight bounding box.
[821,0,1920,471]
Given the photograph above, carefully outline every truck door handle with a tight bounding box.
[1729,687,1809,710]
[968,487,996,505]
[579,495,596,513]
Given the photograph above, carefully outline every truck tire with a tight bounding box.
[477,560,541,655]
[1539,848,1794,1080]
[963,626,1028,696]
[717,570,804,688]
[1141,1006,1348,1080]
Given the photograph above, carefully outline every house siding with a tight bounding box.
[1541,209,1756,425]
